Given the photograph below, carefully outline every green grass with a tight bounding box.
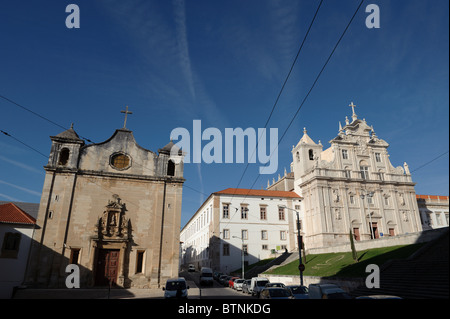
[264,243,425,278]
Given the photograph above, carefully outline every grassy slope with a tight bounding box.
[265,243,424,278]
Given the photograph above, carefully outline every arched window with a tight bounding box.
[167,160,175,176]
[296,152,300,162]
[309,149,314,160]
[58,148,70,166]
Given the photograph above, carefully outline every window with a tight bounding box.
[223,244,230,256]
[360,166,369,180]
[375,153,382,163]
[344,167,351,178]
[1,232,21,258]
[342,149,348,160]
[70,248,80,265]
[167,160,175,176]
[58,148,70,166]
[136,250,145,273]
[262,245,268,250]
[350,195,355,205]
[241,206,248,219]
[223,204,229,219]
[261,230,268,240]
[241,229,248,240]
[309,149,314,160]
[280,231,286,240]
[260,206,267,220]
[110,153,131,170]
[278,207,285,220]
[242,244,248,256]
[223,229,230,239]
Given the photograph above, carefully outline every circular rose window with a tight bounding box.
[110,153,131,170]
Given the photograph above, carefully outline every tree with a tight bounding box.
[349,228,358,263]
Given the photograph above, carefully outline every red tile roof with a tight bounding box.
[416,195,449,201]
[0,203,36,225]
[214,188,301,199]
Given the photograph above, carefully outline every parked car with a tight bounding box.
[265,282,286,289]
[213,272,223,281]
[259,287,294,299]
[308,284,351,299]
[242,279,252,294]
[228,277,240,288]
[188,264,195,272]
[222,276,232,287]
[200,267,214,286]
[233,279,245,291]
[218,275,228,286]
[163,278,189,299]
[286,285,309,299]
[250,277,270,297]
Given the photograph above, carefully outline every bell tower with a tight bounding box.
[46,124,84,170]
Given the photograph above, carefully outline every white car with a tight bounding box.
[233,279,245,291]
[163,278,189,299]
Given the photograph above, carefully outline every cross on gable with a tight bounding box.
[121,106,133,129]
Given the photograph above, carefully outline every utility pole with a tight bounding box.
[281,204,304,286]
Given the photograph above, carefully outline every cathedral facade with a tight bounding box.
[25,123,184,288]
[269,105,423,249]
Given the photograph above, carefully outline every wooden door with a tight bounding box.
[353,228,360,241]
[95,249,120,286]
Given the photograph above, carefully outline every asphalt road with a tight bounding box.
[180,271,257,299]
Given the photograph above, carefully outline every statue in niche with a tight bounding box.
[97,194,129,238]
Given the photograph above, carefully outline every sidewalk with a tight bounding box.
[12,280,200,299]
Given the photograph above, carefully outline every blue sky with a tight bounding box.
[0,0,448,228]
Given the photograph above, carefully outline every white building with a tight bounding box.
[269,105,424,249]
[0,203,37,298]
[180,188,302,274]
[417,195,449,230]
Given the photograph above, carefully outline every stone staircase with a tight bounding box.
[244,252,293,279]
[351,228,449,299]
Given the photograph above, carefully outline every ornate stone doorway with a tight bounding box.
[95,249,120,286]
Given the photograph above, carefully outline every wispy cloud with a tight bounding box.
[0,193,22,202]
[0,180,41,197]
[173,0,196,101]
[0,155,42,175]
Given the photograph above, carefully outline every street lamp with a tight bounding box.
[280,204,304,286]
[360,191,375,239]
[232,235,245,279]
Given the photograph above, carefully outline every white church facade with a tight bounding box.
[269,104,423,249]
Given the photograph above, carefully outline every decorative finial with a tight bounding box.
[345,116,349,125]
[303,127,307,134]
[70,123,74,129]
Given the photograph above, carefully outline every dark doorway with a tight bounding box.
[95,249,120,286]
[370,222,379,239]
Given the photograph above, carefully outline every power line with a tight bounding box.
[0,94,94,143]
[229,0,325,199]
[0,129,48,158]
[411,151,449,173]
[240,0,366,203]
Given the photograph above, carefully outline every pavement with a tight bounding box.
[12,280,201,299]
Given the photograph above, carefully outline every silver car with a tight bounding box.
[163,278,189,299]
